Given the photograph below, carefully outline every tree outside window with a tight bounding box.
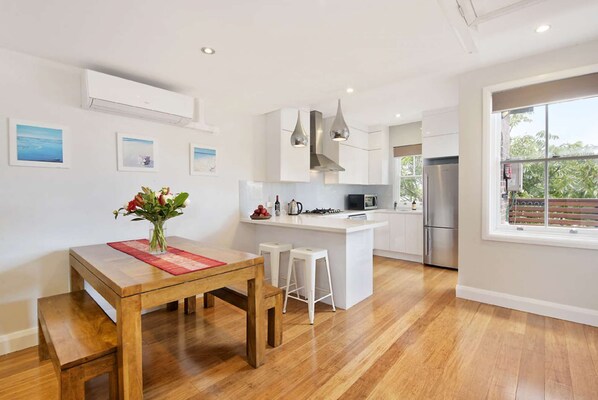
[498,96,598,229]
[395,155,423,204]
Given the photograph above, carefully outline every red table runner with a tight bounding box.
[107,239,226,276]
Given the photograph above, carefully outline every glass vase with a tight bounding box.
[148,221,167,255]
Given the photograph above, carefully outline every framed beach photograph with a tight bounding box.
[190,144,217,176]
[8,119,70,168]
[117,133,158,172]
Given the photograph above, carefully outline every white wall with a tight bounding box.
[457,40,598,325]
[0,48,259,354]
[389,121,422,147]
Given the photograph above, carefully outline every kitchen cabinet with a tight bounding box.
[404,214,423,255]
[337,143,368,185]
[324,121,389,185]
[389,213,406,253]
[422,107,459,158]
[422,107,458,137]
[372,211,423,260]
[423,133,459,158]
[368,127,390,185]
[324,121,369,185]
[372,213,390,251]
[265,108,310,182]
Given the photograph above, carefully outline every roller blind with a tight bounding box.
[393,144,422,157]
[492,72,598,112]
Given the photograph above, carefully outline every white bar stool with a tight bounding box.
[283,247,336,324]
[258,242,293,287]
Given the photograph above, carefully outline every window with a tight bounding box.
[486,85,598,249]
[394,155,423,204]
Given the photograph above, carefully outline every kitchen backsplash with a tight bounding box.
[239,173,392,216]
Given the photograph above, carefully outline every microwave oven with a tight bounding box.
[347,194,378,210]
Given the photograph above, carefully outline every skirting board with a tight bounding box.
[0,295,205,356]
[456,285,598,327]
[373,249,422,263]
[0,327,37,356]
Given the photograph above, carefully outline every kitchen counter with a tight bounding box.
[240,214,387,233]
[241,213,386,310]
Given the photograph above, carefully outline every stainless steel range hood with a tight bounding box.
[310,110,345,172]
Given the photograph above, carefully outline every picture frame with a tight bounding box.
[117,133,158,172]
[190,144,217,176]
[8,119,70,168]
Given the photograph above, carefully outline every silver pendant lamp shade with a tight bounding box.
[290,110,308,147]
[330,99,350,141]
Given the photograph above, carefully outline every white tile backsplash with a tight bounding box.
[239,172,392,217]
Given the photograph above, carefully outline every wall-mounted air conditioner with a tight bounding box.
[81,69,195,126]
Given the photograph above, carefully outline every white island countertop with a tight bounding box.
[240,214,387,233]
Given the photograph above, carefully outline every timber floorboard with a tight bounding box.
[1,256,598,399]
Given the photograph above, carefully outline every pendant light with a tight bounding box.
[290,110,308,147]
[330,98,350,141]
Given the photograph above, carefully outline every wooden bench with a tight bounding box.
[184,283,283,347]
[38,291,118,400]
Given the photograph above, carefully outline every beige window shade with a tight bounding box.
[492,73,598,112]
[393,144,422,157]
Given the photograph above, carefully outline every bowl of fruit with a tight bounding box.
[250,204,271,220]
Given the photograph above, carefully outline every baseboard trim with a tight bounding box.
[456,285,598,327]
[373,249,422,263]
[0,296,206,356]
[0,327,38,356]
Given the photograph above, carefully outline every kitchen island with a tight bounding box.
[241,214,387,309]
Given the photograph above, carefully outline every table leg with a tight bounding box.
[70,266,84,292]
[246,263,265,368]
[184,296,196,314]
[116,295,143,400]
[166,301,179,311]
[203,293,215,308]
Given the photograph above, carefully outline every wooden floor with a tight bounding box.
[2,256,598,400]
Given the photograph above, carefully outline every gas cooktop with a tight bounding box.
[303,208,343,215]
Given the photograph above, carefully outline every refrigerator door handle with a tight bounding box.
[425,229,431,256]
[424,174,429,226]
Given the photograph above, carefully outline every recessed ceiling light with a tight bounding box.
[395,113,402,118]
[535,25,550,33]
[201,47,216,55]
[346,87,354,94]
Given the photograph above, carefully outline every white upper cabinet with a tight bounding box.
[342,124,369,150]
[368,127,390,185]
[265,108,310,182]
[423,134,459,158]
[324,119,389,185]
[422,107,459,158]
[421,107,458,137]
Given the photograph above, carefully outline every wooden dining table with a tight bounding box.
[69,236,265,400]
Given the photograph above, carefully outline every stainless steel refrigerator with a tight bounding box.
[423,159,458,269]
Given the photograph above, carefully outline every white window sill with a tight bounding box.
[483,229,598,250]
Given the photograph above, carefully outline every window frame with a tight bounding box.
[394,155,423,204]
[482,65,598,250]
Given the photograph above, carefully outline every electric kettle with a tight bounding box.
[287,199,303,215]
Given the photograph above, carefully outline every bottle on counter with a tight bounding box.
[411,200,417,210]
[275,195,281,216]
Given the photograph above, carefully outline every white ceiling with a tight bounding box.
[1,0,597,126]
